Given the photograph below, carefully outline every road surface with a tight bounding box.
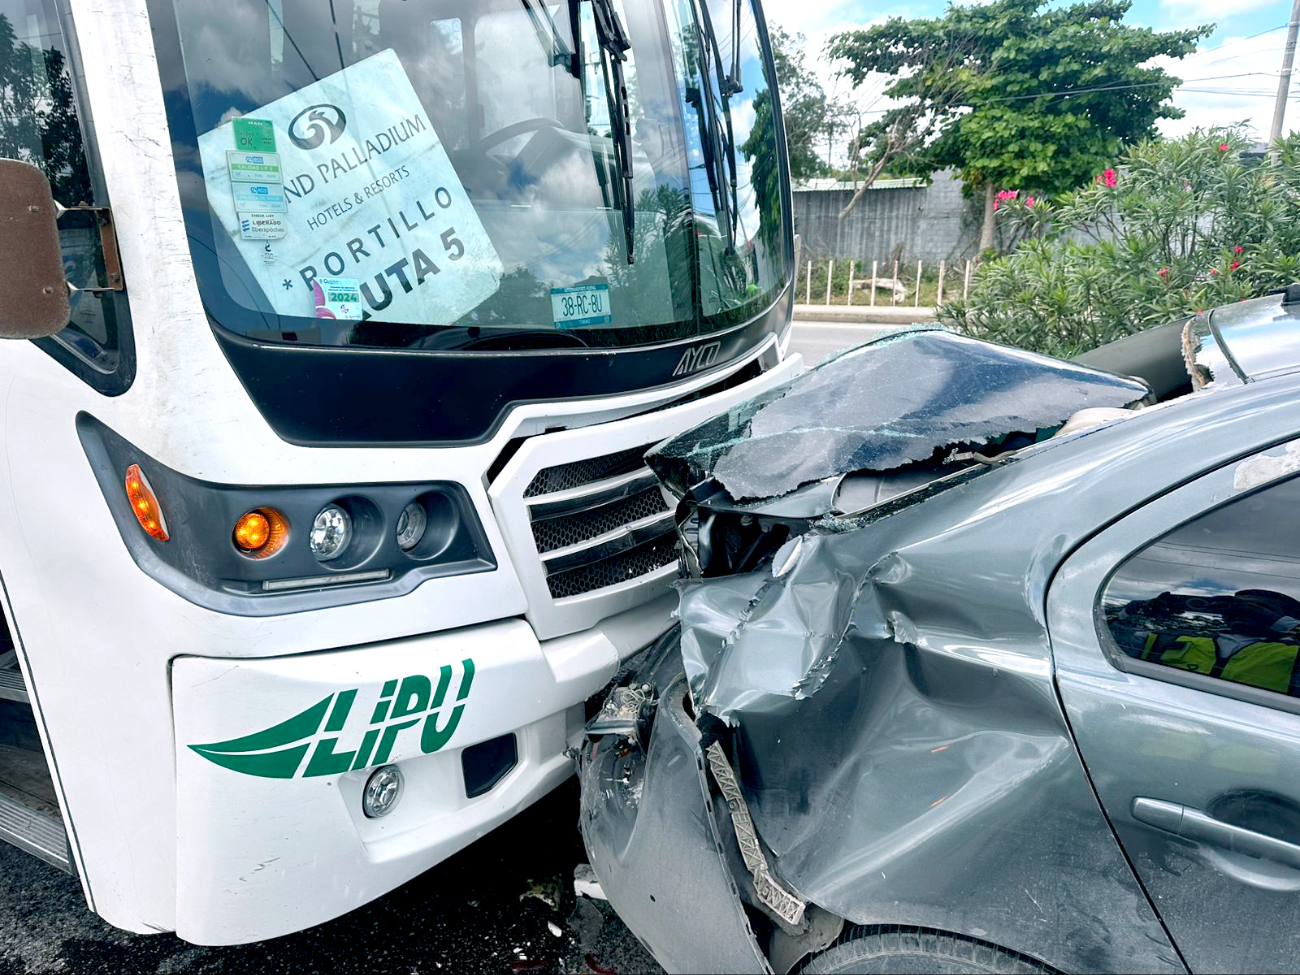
[789,320,890,365]
[0,780,659,974]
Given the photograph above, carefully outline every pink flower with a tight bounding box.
[1158,267,1169,278]
[1026,197,1036,207]
[1103,169,1117,188]
[1210,268,1219,275]
[1230,260,1240,271]
[1234,245,1244,254]
[1218,143,1230,152]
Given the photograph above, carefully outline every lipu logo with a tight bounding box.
[672,341,722,377]
[188,661,475,779]
[288,103,348,151]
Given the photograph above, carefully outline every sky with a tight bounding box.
[763,0,1300,155]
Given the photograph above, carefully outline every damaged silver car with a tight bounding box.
[578,292,1300,974]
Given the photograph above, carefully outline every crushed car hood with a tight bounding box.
[647,326,1149,503]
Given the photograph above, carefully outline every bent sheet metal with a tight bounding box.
[579,328,1183,975]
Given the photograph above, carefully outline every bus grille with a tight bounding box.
[525,444,678,600]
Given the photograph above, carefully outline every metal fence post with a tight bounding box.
[826,259,834,305]
[847,260,856,306]
[805,261,812,304]
[964,259,972,300]
[937,261,946,306]
[914,261,922,307]
[891,261,899,306]
[870,261,877,306]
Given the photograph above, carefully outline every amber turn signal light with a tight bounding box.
[234,508,289,559]
[124,464,168,542]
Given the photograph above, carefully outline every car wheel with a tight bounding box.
[797,926,1058,975]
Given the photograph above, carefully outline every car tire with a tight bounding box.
[797,925,1057,975]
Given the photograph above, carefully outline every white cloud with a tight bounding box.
[1151,31,1294,141]
[761,0,872,35]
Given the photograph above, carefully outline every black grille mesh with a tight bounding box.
[531,487,670,553]
[524,445,652,498]
[546,531,679,599]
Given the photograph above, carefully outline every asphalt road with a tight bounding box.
[0,779,661,975]
[789,320,889,365]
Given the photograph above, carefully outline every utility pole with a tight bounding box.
[1269,0,1300,163]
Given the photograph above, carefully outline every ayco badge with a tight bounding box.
[189,660,475,779]
[672,341,722,377]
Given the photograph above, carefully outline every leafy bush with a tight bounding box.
[940,129,1300,357]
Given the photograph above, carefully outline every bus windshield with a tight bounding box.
[153,0,789,351]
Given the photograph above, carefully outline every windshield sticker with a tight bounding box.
[231,177,287,214]
[240,213,289,241]
[313,276,362,320]
[227,150,288,239]
[551,284,612,329]
[198,49,503,325]
[226,150,283,185]
[232,116,276,153]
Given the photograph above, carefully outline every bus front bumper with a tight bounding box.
[170,604,668,945]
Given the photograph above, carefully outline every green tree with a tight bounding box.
[828,0,1209,250]
[768,25,841,182]
[0,14,90,204]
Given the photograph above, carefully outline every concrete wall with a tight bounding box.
[793,170,982,266]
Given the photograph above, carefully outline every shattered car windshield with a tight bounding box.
[153,0,788,351]
[648,326,1151,502]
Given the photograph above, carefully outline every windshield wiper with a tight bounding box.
[590,0,637,264]
[687,0,740,254]
[520,0,578,75]
[723,0,743,96]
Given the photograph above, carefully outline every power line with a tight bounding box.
[1195,22,1291,69]
[1269,0,1300,158]
[876,71,1290,108]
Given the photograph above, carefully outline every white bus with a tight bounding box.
[0,0,797,943]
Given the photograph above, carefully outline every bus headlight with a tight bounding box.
[310,504,352,561]
[396,501,428,551]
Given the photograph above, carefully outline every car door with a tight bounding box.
[1050,437,1300,974]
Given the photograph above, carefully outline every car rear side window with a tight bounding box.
[0,0,133,392]
[1102,474,1300,700]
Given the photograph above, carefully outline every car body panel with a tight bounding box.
[1051,436,1300,975]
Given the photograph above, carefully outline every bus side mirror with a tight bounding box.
[0,159,70,340]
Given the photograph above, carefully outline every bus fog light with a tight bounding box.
[396,501,428,551]
[362,765,404,818]
[310,503,352,561]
